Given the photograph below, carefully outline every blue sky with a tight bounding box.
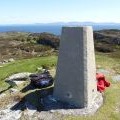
[0,0,120,24]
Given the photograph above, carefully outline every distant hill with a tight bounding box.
[94,29,120,45]
[0,32,59,61]
[35,22,120,31]
[1,22,120,26]
[94,29,120,53]
[0,23,120,34]
[35,22,120,26]
[0,29,120,61]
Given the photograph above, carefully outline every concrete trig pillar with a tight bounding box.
[53,26,97,108]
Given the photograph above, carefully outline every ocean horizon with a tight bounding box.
[0,25,120,35]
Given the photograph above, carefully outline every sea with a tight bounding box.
[0,25,120,35]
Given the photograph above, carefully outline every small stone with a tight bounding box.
[37,67,43,70]
[97,69,110,75]
[5,72,32,86]
[96,65,101,69]
[5,80,17,87]
[0,93,6,99]
[0,111,5,115]
[36,67,44,72]
[8,58,15,62]
[0,102,22,120]
[112,75,120,81]
[9,88,19,93]
[5,72,32,81]
[3,60,8,63]
[50,110,55,113]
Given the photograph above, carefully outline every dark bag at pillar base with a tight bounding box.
[29,70,53,88]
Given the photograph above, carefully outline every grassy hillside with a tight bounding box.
[0,29,120,61]
[0,56,57,88]
[66,52,120,120]
[0,30,120,119]
[0,52,120,119]
[0,32,59,60]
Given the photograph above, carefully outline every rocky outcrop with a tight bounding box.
[28,32,60,49]
[5,72,32,87]
[94,30,120,45]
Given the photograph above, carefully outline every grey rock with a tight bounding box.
[0,93,6,99]
[9,88,19,94]
[5,72,32,81]
[3,60,8,63]
[5,80,18,87]
[97,69,110,75]
[112,75,120,81]
[8,58,15,62]
[0,102,22,120]
[5,72,32,86]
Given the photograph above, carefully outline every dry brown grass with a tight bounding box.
[0,92,24,109]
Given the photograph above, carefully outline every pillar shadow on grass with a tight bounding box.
[20,83,36,93]
[10,87,54,111]
[10,80,78,112]
[10,87,80,112]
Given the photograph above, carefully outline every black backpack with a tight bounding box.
[30,70,53,88]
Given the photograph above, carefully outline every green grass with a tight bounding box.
[96,52,120,73]
[0,53,120,120]
[65,52,120,120]
[0,56,57,88]
[65,82,120,120]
